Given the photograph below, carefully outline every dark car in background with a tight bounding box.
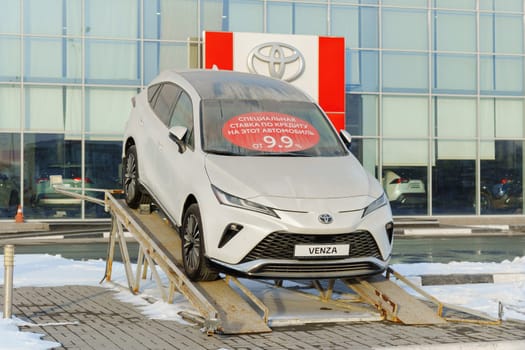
[0,173,19,217]
[480,172,522,213]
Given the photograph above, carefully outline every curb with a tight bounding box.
[406,273,525,286]
[400,225,514,236]
[376,340,525,350]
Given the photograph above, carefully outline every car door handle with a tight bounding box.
[139,118,144,126]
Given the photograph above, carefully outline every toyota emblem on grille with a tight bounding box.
[318,213,333,224]
[247,42,305,82]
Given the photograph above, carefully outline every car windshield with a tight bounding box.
[201,99,347,157]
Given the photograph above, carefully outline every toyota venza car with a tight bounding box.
[122,69,394,281]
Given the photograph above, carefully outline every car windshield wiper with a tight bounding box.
[254,151,313,157]
[205,149,240,156]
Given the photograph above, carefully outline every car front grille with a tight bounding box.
[252,261,381,275]
[241,231,383,263]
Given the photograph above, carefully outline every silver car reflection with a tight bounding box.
[122,69,394,281]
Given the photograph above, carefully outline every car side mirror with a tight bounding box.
[340,130,352,150]
[169,126,188,153]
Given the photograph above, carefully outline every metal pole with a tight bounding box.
[3,244,14,319]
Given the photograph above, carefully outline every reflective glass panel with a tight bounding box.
[144,0,198,40]
[24,134,82,219]
[480,140,523,215]
[294,3,327,35]
[479,13,494,53]
[0,37,20,81]
[434,0,476,10]
[383,139,428,167]
[24,86,81,133]
[0,132,21,219]
[382,9,427,50]
[382,96,428,138]
[144,42,189,84]
[229,0,263,32]
[86,0,139,38]
[25,37,82,83]
[345,94,378,136]
[25,0,82,36]
[201,0,224,32]
[360,6,379,48]
[434,54,476,93]
[383,52,428,92]
[348,50,379,92]
[434,11,476,52]
[86,40,140,84]
[84,140,122,218]
[494,99,524,138]
[0,0,20,33]
[481,56,524,95]
[432,159,476,215]
[434,97,477,160]
[349,138,378,177]
[331,6,358,47]
[86,87,137,136]
[495,15,523,54]
[0,86,20,130]
[479,14,524,54]
[382,0,427,7]
[480,0,524,12]
[267,2,293,34]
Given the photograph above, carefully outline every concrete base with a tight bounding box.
[0,222,50,234]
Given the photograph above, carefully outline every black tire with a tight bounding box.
[123,145,144,209]
[181,203,219,282]
[480,192,492,213]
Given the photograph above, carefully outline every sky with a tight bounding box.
[0,253,524,349]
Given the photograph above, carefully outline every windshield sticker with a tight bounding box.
[222,112,320,152]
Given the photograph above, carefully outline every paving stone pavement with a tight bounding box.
[2,285,525,350]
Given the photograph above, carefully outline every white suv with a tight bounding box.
[122,69,394,281]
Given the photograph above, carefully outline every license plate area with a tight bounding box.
[294,244,350,259]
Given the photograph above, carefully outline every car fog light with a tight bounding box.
[218,223,244,248]
[385,221,394,244]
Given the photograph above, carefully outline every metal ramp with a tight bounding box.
[50,182,502,334]
[345,274,447,325]
[104,195,271,334]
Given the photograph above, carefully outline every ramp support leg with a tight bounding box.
[226,276,269,323]
[102,216,118,283]
[116,217,137,293]
[312,280,335,302]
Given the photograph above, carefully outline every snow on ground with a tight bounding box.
[0,254,524,349]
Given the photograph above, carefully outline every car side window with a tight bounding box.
[152,83,181,126]
[147,84,162,105]
[169,91,194,148]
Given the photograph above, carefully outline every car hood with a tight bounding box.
[205,154,379,209]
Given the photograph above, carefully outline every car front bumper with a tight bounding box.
[201,197,393,279]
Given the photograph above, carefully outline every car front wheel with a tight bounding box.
[182,203,219,282]
[123,145,145,209]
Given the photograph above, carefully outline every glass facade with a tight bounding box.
[0,0,524,220]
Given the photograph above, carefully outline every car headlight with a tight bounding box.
[211,185,280,218]
[362,193,388,218]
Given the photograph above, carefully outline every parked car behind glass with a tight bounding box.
[32,164,92,216]
[0,173,19,216]
[382,170,426,207]
[123,69,394,281]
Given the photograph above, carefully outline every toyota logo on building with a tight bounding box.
[318,213,333,224]
[247,42,305,82]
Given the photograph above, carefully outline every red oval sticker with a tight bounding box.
[222,112,320,153]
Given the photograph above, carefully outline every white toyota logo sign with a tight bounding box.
[247,42,305,82]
